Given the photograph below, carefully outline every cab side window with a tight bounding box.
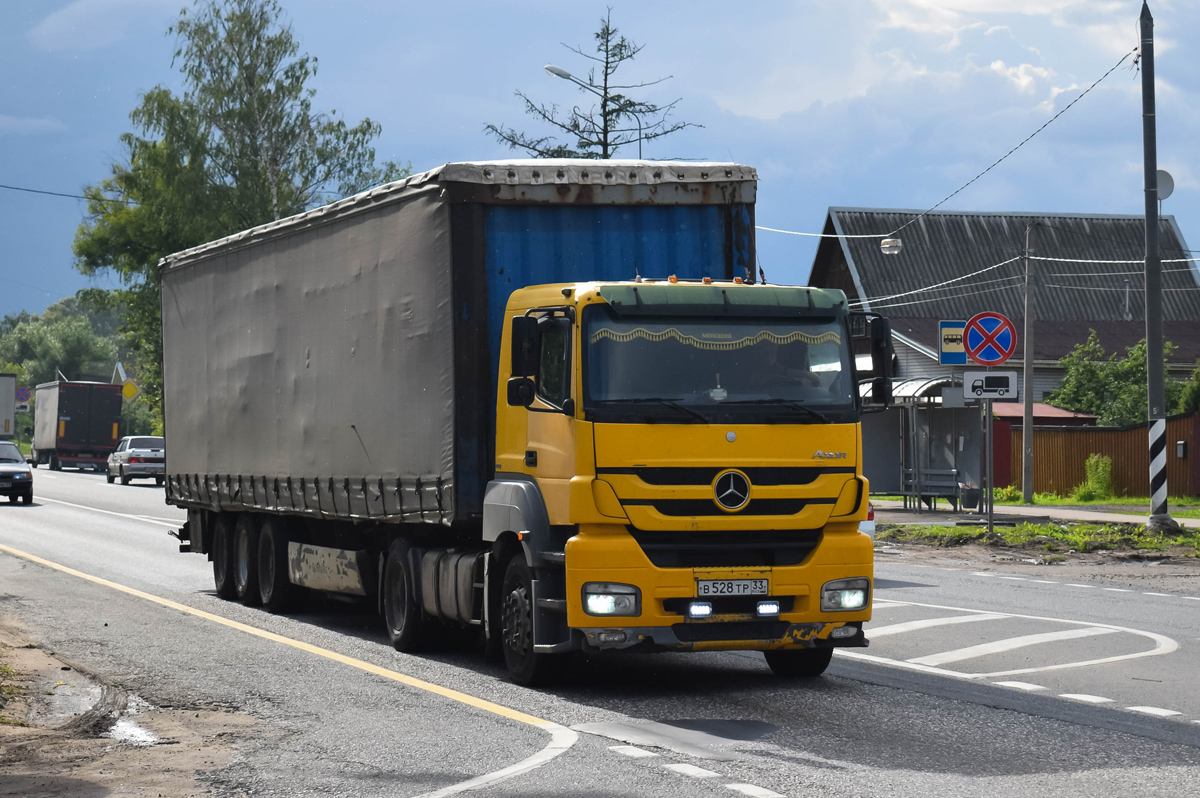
[537,317,572,408]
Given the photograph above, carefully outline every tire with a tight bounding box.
[120,468,130,486]
[211,514,238,599]
[155,475,165,487]
[106,466,115,484]
[500,554,560,686]
[50,455,60,471]
[763,647,833,678]
[30,452,37,469]
[233,514,262,606]
[6,495,15,504]
[21,492,32,505]
[383,539,430,652]
[257,518,299,612]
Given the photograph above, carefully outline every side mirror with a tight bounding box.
[870,317,894,406]
[561,397,575,416]
[507,377,535,407]
[511,316,540,377]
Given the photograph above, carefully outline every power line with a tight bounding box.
[1048,267,1195,278]
[1029,255,1200,264]
[850,255,1021,307]
[865,282,1022,311]
[0,182,133,205]
[755,224,881,240]
[1044,283,1200,292]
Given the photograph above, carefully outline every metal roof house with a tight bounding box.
[807,207,1200,500]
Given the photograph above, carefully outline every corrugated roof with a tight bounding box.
[812,208,1200,363]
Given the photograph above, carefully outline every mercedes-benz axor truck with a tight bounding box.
[162,160,893,684]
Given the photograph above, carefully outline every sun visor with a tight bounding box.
[597,284,847,318]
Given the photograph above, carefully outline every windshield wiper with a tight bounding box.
[597,398,709,423]
[721,399,830,423]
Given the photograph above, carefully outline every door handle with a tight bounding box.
[524,450,538,468]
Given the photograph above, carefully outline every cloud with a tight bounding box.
[0,115,66,135]
[28,0,174,53]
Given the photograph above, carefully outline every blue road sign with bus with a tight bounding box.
[939,320,967,365]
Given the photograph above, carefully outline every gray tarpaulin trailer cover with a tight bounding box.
[159,160,757,528]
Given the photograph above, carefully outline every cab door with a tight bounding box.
[524,315,576,524]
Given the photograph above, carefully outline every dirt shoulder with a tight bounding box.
[0,617,256,798]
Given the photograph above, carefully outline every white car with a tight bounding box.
[859,501,876,539]
[107,436,166,485]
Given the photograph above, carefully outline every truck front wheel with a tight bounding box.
[383,540,429,652]
[500,555,560,686]
[211,514,237,599]
[233,515,262,606]
[763,647,833,678]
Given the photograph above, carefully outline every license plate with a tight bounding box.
[696,579,768,597]
[0,482,10,488]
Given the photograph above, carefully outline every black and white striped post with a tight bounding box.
[1140,3,1179,532]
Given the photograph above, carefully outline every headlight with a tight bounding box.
[821,578,870,611]
[583,583,640,617]
[12,472,30,480]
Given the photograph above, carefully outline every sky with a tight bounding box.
[2,0,1199,321]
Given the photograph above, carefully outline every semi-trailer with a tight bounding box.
[32,381,123,471]
[163,160,891,684]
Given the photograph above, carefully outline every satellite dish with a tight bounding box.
[1157,169,1174,201]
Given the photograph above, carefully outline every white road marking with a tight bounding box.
[869,613,1007,638]
[971,572,995,577]
[909,627,1118,667]
[998,576,1027,581]
[1031,580,1058,584]
[0,543,578,798]
[610,745,658,758]
[1065,584,1095,589]
[727,785,785,798]
[992,681,1046,691]
[1143,593,1171,597]
[35,497,180,528]
[1103,588,1132,592]
[664,763,721,779]
[1059,694,1114,704]
[1184,597,1200,602]
[1125,706,1183,718]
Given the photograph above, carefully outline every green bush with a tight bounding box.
[1071,483,1098,502]
[1084,453,1113,497]
[995,484,1021,502]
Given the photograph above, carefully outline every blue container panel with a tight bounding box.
[483,205,731,364]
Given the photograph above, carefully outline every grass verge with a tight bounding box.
[876,520,1200,555]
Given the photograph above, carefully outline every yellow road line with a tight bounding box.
[0,542,547,727]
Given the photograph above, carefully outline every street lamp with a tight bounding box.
[880,238,903,256]
[545,63,643,158]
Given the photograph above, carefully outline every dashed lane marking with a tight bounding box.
[34,497,180,529]
[908,627,1118,667]
[1103,588,1132,592]
[727,785,785,797]
[1126,706,1184,718]
[1060,694,1115,704]
[664,763,722,779]
[998,576,1027,581]
[0,543,578,798]
[610,745,658,758]
[1030,580,1058,584]
[1066,584,1096,589]
[868,613,1007,638]
[1144,593,1171,597]
[993,681,1046,691]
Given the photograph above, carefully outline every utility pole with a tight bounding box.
[1140,2,1178,532]
[1022,222,1038,504]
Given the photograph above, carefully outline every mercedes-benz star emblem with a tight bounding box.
[714,470,751,512]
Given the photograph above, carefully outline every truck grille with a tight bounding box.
[621,498,825,517]
[598,466,853,486]
[627,527,822,568]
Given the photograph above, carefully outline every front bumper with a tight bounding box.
[0,476,33,497]
[564,522,873,652]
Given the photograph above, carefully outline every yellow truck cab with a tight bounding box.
[488,279,885,682]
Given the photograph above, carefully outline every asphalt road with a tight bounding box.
[3,469,1200,797]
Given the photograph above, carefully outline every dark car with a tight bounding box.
[0,441,33,504]
[107,436,166,485]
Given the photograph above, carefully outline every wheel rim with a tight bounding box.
[236,529,250,588]
[503,583,533,657]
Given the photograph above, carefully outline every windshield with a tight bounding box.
[583,305,856,423]
[0,443,24,463]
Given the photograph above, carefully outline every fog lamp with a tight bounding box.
[688,601,712,618]
[756,600,780,617]
[830,625,858,639]
[597,631,627,644]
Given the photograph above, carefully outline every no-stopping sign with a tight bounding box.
[964,312,1017,366]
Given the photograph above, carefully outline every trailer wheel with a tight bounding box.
[763,647,833,678]
[383,540,429,652]
[257,518,299,613]
[233,515,262,606]
[211,514,238,599]
[500,554,560,686]
[50,455,60,471]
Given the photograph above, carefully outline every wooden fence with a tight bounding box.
[1003,412,1200,496]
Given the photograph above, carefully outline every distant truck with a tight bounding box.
[162,160,892,684]
[0,373,14,441]
[32,381,123,471]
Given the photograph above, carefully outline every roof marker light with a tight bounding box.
[734,277,744,284]
[668,275,678,283]
[702,276,712,284]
